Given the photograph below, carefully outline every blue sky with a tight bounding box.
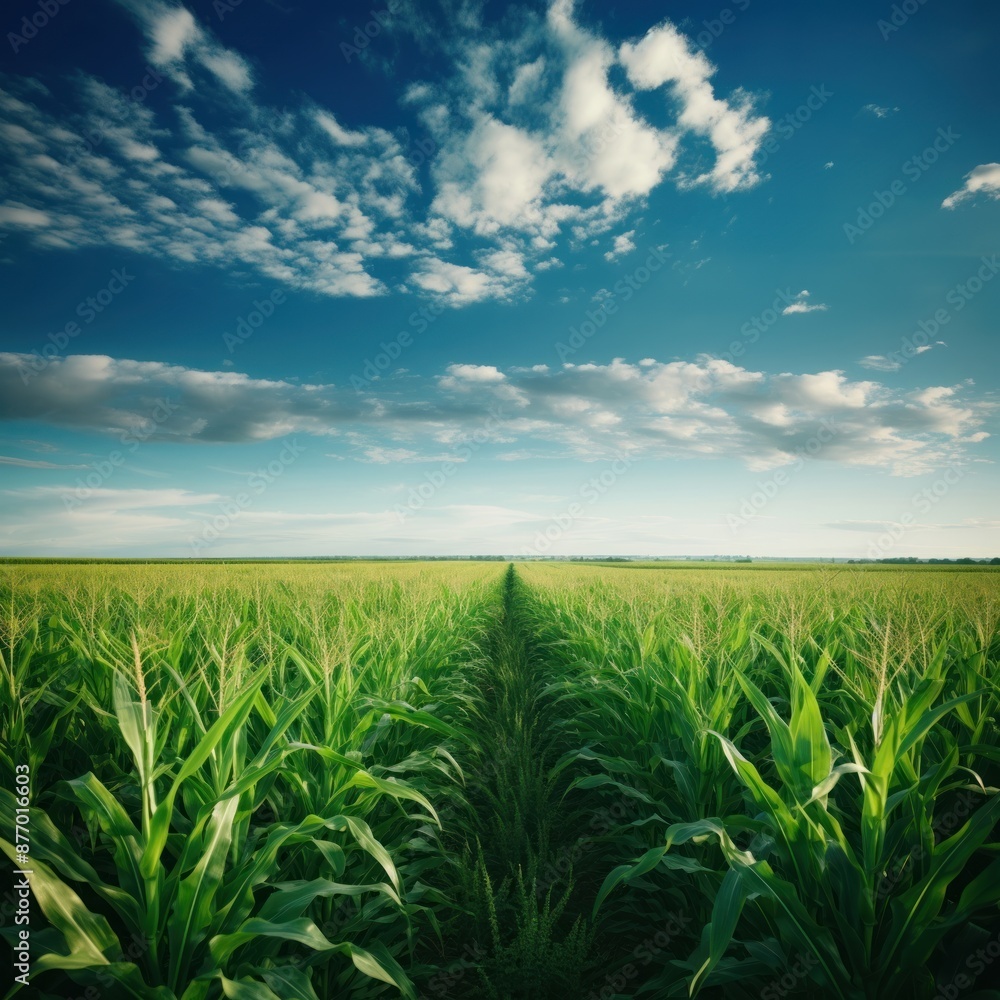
[0,0,998,557]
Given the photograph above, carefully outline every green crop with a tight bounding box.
[2,560,998,999]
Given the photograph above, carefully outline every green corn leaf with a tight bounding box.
[0,839,117,969]
[167,795,241,990]
[688,867,747,996]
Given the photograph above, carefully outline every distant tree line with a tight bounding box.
[846,557,1000,564]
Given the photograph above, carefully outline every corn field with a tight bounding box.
[1,560,998,999]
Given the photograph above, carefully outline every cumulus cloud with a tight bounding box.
[604,230,636,261]
[781,290,828,315]
[0,352,987,477]
[0,1,769,305]
[942,163,1000,209]
[619,18,770,192]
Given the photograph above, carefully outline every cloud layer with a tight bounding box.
[0,351,989,477]
[0,0,770,305]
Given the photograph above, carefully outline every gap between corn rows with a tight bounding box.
[421,564,619,999]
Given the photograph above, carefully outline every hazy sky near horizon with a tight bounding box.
[0,0,998,557]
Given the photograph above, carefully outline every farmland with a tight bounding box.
[2,561,999,999]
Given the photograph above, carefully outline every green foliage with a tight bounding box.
[3,560,998,999]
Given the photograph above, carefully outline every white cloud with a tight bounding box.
[0,351,987,477]
[0,455,86,469]
[781,290,828,315]
[942,163,1000,210]
[442,364,507,383]
[604,230,636,261]
[410,256,529,305]
[119,0,254,93]
[0,1,771,307]
[0,73,414,298]
[859,341,945,372]
[619,18,769,192]
[862,104,899,119]
[859,355,901,373]
[0,204,51,228]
